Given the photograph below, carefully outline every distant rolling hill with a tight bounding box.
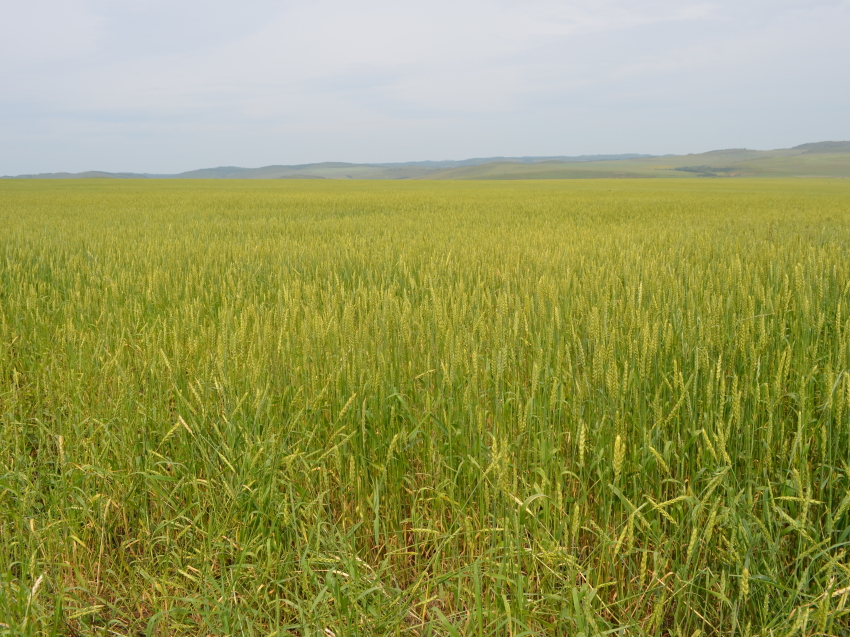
[427,143,850,180]
[5,143,850,180]
[0,155,658,181]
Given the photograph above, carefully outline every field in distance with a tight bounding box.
[2,179,850,635]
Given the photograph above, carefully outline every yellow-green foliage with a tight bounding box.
[2,179,850,635]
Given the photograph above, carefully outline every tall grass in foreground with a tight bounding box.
[1,179,850,636]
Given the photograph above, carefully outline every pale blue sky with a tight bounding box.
[2,0,849,174]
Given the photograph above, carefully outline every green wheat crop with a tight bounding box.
[1,178,850,636]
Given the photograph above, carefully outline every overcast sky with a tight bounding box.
[2,0,849,174]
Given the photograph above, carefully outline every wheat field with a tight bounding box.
[2,178,850,636]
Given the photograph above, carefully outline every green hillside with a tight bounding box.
[430,143,850,180]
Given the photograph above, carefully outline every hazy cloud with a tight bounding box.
[1,0,848,173]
